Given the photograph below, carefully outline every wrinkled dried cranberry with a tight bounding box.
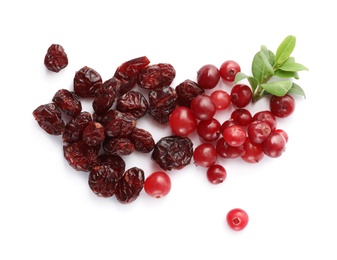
[52,89,82,116]
[63,140,99,171]
[96,154,126,176]
[103,137,135,156]
[62,111,92,143]
[88,164,124,197]
[82,121,105,146]
[74,66,102,98]
[92,77,120,115]
[175,79,205,107]
[152,135,193,171]
[33,103,65,135]
[148,86,177,125]
[138,63,176,89]
[114,56,150,95]
[116,91,149,118]
[114,167,145,204]
[44,44,68,72]
[128,128,155,153]
[102,110,136,137]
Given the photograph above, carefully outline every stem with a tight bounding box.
[252,74,272,103]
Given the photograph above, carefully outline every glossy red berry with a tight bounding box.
[261,131,286,158]
[169,106,197,137]
[247,120,271,144]
[144,171,171,198]
[253,110,277,130]
[193,143,217,167]
[226,208,249,231]
[219,60,241,82]
[190,94,216,121]
[230,108,252,126]
[197,64,220,89]
[270,94,295,118]
[241,138,264,163]
[230,84,252,108]
[210,90,231,110]
[206,164,227,184]
[223,125,246,147]
[197,118,221,142]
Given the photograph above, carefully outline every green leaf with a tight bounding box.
[234,72,249,84]
[274,69,299,79]
[234,72,258,93]
[260,45,275,66]
[252,51,270,84]
[274,35,296,67]
[260,81,293,96]
[287,83,306,98]
[279,57,308,72]
[259,51,274,74]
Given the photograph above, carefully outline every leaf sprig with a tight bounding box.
[235,35,308,103]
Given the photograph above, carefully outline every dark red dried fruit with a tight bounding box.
[152,135,193,171]
[128,128,155,153]
[148,86,177,125]
[82,121,105,146]
[116,91,149,118]
[62,111,92,143]
[52,89,82,116]
[63,140,99,172]
[114,56,150,95]
[138,63,176,89]
[92,77,120,115]
[88,164,124,197]
[103,137,135,156]
[44,44,68,72]
[114,167,145,204]
[33,103,65,135]
[74,66,102,98]
[102,110,136,137]
[96,154,126,176]
[175,79,205,107]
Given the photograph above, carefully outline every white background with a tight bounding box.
[1,0,337,259]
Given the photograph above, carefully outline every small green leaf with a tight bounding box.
[287,83,306,98]
[260,81,293,96]
[260,45,275,66]
[279,57,308,72]
[234,72,249,84]
[252,51,269,84]
[234,72,258,93]
[259,51,274,75]
[274,69,299,79]
[275,35,296,67]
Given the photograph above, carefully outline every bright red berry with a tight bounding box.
[210,90,231,110]
[270,94,295,118]
[190,94,216,121]
[230,84,252,108]
[144,171,171,198]
[169,106,197,137]
[261,131,286,158]
[223,125,246,147]
[193,143,217,167]
[226,208,249,231]
[219,60,241,82]
[197,64,220,89]
[206,164,227,184]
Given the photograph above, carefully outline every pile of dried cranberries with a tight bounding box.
[33,42,302,231]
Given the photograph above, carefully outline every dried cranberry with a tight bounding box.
[114,56,150,95]
[88,164,124,198]
[148,86,177,125]
[128,128,155,153]
[92,78,119,115]
[115,167,145,204]
[103,137,135,156]
[152,135,193,171]
[96,154,126,176]
[175,79,205,107]
[102,110,136,137]
[116,91,149,118]
[82,121,105,146]
[138,63,176,89]
[33,103,65,135]
[62,111,92,143]
[74,66,102,98]
[44,44,68,72]
[52,89,82,116]
[63,140,99,172]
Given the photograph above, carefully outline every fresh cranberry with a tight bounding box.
[226,208,249,231]
[197,118,221,142]
[274,129,288,143]
[220,119,237,135]
[190,94,216,121]
[219,60,241,82]
[230,108,252,126]
[241,138,264,163]
[193,143,217,167]
[210,90,231,110]
[144,171,171,198]
[197,64,220,89]
[230,84,252,108]
[206,164,227,184]
[270,94,295,118]
[223,125,246,147]
[261,131,286,158]
[169,106,197,137]
[216,138,245,159]
[247,120,271,144]
[252,110,277,130]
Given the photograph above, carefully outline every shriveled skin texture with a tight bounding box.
[74,66,102,98]
[62,112,92,143]
[128,127,155,153]
[151,136,193,171]
[33,103,65,135]
[138,63,176,89]
[52,89,82,116]
[103,137,135,156]
[44,44,68,72]
[116,91,148,119]
[102,110,136,137]
[175,79,205,107]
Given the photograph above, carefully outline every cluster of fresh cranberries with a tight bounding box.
[33,44,297,231]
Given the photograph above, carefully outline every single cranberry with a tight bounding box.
[144,171,171,198]
[169,106,197,137]
[197,64,220,89]
[44,44,68,72]
[223,125,246,147]
[193,143,217,167]
[220,119,237,136]
[230,84,252,108]
[190,94,216,121]
[241,138,264,163]
[274,129,288,143]
[216,138,245,159]
[210,90,231,110]
[230,108,252,126]
[261,131,286,158]
[247,120,271,144]
[226,208,249,231]
[270,94,295,118]
[219,60,241,82]
[206,164,227,184]
[252,110,277,130]
[197,118,221,142]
